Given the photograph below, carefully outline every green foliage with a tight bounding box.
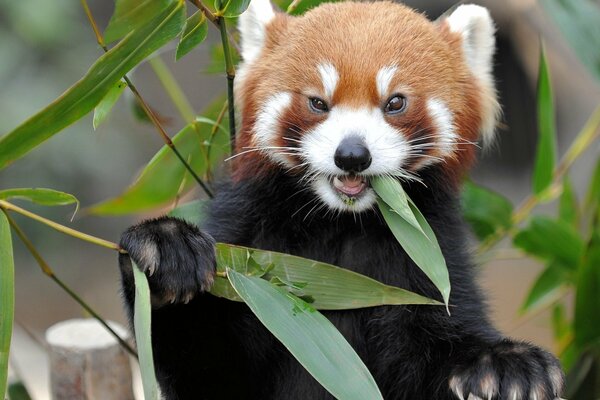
[227,269,384,400]
[533,47,557,196]
[215,0,252,17]
[132,260,160,400]
[0,211,14,399]
[461,181,513,241]
[93,80,127,129]
[176,11,209,60]
[0,188,79,210]
[373,176,450,307]
[0,1,185,170]
[212,243,440,309]
[104,0,174,43]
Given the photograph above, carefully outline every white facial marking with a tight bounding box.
[376,65,398,98]
[317,63,339,99]
[254,92,293,167]
[411,98,458,170]
[302,106,411,212]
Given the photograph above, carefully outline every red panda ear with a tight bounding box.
[238,0,278,64]
[442,5,500,146]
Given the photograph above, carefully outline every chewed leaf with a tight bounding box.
[212,243,440,309]
[371,176,424,235]
[227,269,384,400]
[377,198,450,308]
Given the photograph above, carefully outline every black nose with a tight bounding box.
[334,136,372,172]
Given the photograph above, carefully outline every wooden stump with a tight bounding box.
[45,319,134,400]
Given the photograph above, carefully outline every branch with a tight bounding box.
[80,0,214,198]
[4,212,137,357]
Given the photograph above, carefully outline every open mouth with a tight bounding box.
[331,175,369,203]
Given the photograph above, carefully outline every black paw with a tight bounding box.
[119,216,216,306]
[449,339,564,400]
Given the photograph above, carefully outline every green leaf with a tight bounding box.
[167,200,207,226]
[461,181,514,241]
[226,269,384,400]
[132,260,160,400]
[574,229,600,348]
[213,243,440,309]
[104,0,173,43]
[532,46,557,196]
[217,0,251,17]
[513,216,584,268]
[552,303,570,341]
[7,382,32,400]
[0,211,15,399]
[542,0,600,84]
[176,11,208,61]
[371,177,423,235]
[0,1,186,170]
[559,177,579,227]
[521,263,567,314]
[0,188,78,210]
[372,178,450,307]
[89,97,229,216]
[93,80,127,130]
[586,157,600,212]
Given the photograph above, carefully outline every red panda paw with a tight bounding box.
[448,339,564,400]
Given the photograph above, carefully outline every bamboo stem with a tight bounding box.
[217,16,237,149]
[5,213,137,358]
[478,106,600,254]
[80,0,214,198]
[0,200,123,252]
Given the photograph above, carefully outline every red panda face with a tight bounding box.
[234,1,499,212]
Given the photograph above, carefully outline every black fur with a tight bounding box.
[118,167,564,399]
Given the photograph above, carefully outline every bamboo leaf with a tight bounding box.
[574,243,600,348]
[513,216,584,269]
[217,0,251,17]
[176,11,208,61]
[371,177,423,235]
[521,263,566,314]
[372,177,450,308]
[0,211,15,399]
[227,269,384,400]
[212,243,440,309]
[0,2,186,170]
[0,188,78,211]
[7,381,32,400]
[104,0,174,43]
[586,157,600,212]
[559,177,579,227]
[532,46,557,196]
[89,98,229,215]
[461,181,513,241]
[132,260,160,400]
[167,200,207,226]
[93,80,127,129]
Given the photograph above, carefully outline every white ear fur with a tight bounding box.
[446,5,500,146]
[238,0,276,64]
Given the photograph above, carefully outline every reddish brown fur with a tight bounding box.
[233,1,486,183]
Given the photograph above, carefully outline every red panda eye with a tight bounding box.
[309,97,329,113]
[384,95,407,114]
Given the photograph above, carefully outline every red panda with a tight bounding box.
[118,1,564,399]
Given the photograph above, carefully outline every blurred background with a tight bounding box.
[1,0,599,398]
